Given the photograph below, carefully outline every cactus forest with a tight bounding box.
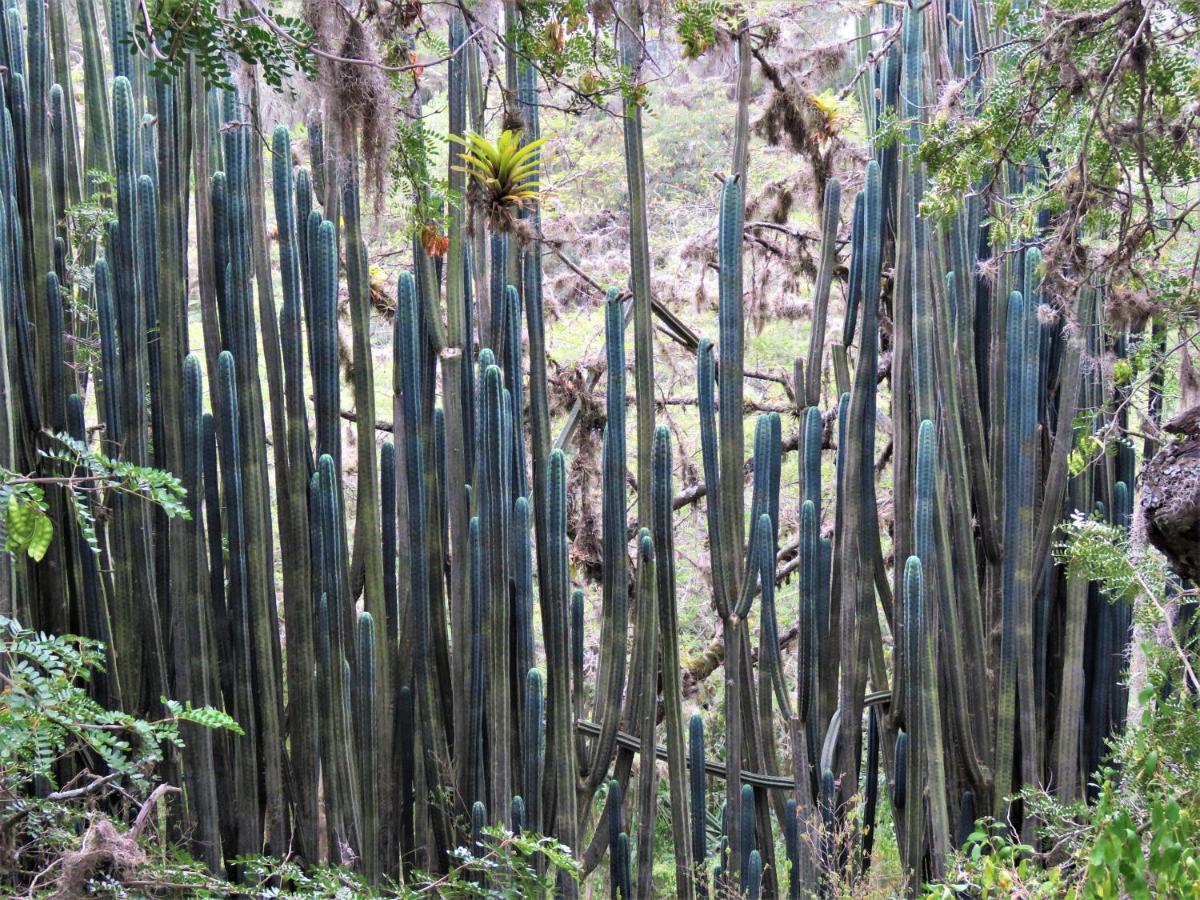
[1,0,1199,897]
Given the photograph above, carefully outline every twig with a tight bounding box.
[130,784,180,839]
[46,771,122,802]
[243,0,480,74]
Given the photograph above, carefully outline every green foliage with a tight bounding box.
[228,854,373,897]
[931,821,1074,898]
[917,0,1200,293]
[0,618,241,788]
[1,482,53,561]
[64,169,117,263]
[673,0,730,60]
[451,130,547,213]
[1055,514,1167,607]
[935,523,1200,898]
[937,683,1200,899]
[1,433,189,561]
[133,0,315,88]
[390,118,451,238]
[41,432,190,518]
[505,0,625,106]
[1082,631,1200,898]
[434,825,580,896]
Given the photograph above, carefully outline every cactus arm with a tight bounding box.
[1050,289,1095,803]
[696,339,727,619]
[173,355,223,871]
[994,289,1027,818]
[805,179,841,407]
[541,450,579,869]
[633,531,659,900]
[581,293,630,799]
[397,271,454,861]
[834,159,882,810]
[513,496,536,801]
[479,362,513,824]
[355,612,380,881]
[523,668,545,836]
[715,177,745,608]
[616,0,656,528]
[652,426,694,899]
[461,516,484,809]
[214,351,263,855]
[442,15,477,812]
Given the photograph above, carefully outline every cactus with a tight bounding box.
[739,783,756,891]
[214,351,262,856]
[176,354,222,872]
[746,850,763,900]
[652,426,693,897]
[580,292,629,802]
[784,798,800,900]
[77,0,113,181]
[356,611,380,882]
[686,714,712,886]
[341,170,388,754]
[522,668,544,835]
[311,217,340,468]
[632,530,659,899]
[272,124,320,863]
[862,707,880,873]
[514,499,535,782]
[396,270,454,852]
[805,179,841,406]
[616,0,656,534]
[479,361,513,823]
[606,778,624,897]
[995,287,1040,818]
[65,394,112,702]
[541,448,578,863]
[615,832,633,900]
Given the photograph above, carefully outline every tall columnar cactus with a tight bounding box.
[314,452,362,860]
[632,529,659,899]
[213,96,291,856]
[805,179,841,406]
[652,426,693,897]
[341,171,388,776]
[831,158,882,821]
[605,779,633,900]
[176,353,223,872]
[271,124,320,863]
[539,447,577,876]
[516,49,557,824]
[514,497,535,784]
[616,0,656,531]
[688,713,707,895]
[356,611,380,882]
[395,270,453,854]
[479,360,514,823]
[214,350,262,856]
[580,292,629,803]
[522,667,544,836]
[995,287,1040,818]
[462,515,485,808]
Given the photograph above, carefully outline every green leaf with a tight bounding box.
[26,513,53,562]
